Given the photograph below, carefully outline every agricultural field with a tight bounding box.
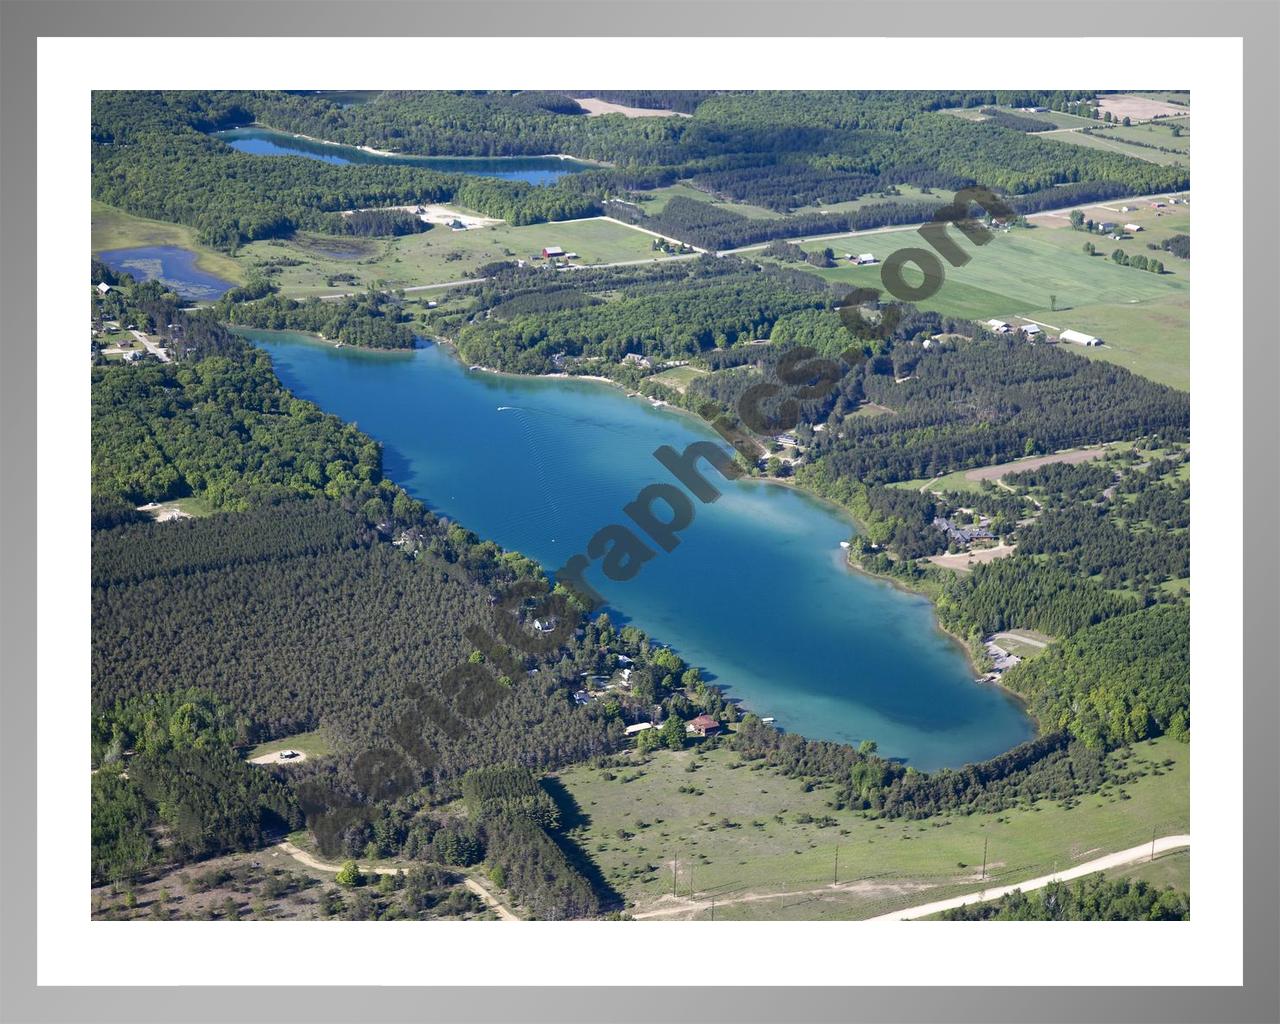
[889,443,1121,494]
[235,216,682,297]
[1040,121,1189,167]
[92,200,245,285]
[1095,93,1189,121]
[635,182,939,221]
[1129,91,1191,108]
[551,736,1188,921]
[766,207,1190,390]
[942,106,1096,131]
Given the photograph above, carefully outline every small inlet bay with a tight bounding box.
[213,126,594,184]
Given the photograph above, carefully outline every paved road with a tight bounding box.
[863,834,1191,922]
[130,329,171,363]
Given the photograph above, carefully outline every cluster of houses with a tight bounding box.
[984,319,1101,347]
[933,515,995,545]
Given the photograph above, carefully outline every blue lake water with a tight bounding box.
[97,246,234,301]
[248,331,1036,770]
[213,127,593,184]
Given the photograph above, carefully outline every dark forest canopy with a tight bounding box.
[219,291,419,349]
[452,256,837,373]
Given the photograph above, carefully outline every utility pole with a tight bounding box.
[834,845,839,885]
[981,836,988,881]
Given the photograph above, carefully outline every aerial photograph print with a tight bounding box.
[89,88,1192,924]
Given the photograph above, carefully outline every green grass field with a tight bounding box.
[764,214,1189,390]
[648,365,708,392]
[636,182,938,222]
[92,201,245,285]
[246,729,334,761]
[1040,125,1188,167]
[942,107,1097,131]
[552,736,1187,920]
[993,630,1054,660]
[1104,846,1190,892]
[236,217,680,297]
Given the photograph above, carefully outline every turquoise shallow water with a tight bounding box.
[249,330,1035,770]
[213,127,593,184]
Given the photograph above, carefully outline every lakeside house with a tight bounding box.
[96,281,112,295]
[686,714,721,737]
[933,516,994,544]
[533,616,558,633]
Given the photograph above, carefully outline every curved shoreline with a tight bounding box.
[442,343,1040,738]
[843,556,1039,727]
[220,123,608,169]
[247,326,1039,759]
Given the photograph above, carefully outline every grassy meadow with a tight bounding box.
[552,735,1188,920]
[1040,121,1189,167]
[765,203,1190,390]
[235,216,680,297]
[92,201,245,285]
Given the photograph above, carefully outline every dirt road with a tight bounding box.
[863,834,1191,921]
[463,877,520,921]
[632,878,933,921]
[274,841,520,919]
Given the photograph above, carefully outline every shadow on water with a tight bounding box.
[540,775,625,913]
[378,439,418,499]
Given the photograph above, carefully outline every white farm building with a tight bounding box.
[1060,329,1102,347]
